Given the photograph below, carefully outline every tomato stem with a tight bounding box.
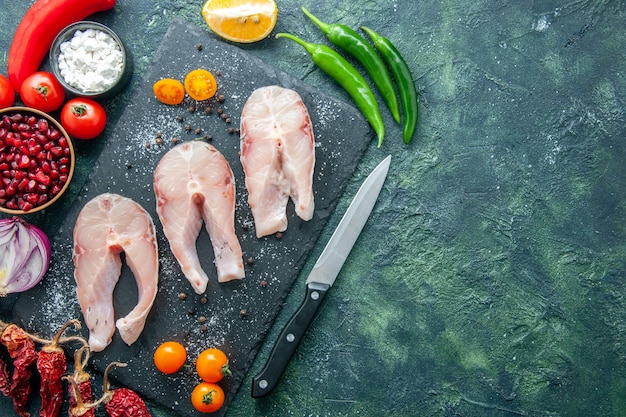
[71,104,88,117]
[35,85,49,98]
[222,362,232,377]
[202,391,215,405]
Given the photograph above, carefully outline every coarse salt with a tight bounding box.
[58,28,124,93]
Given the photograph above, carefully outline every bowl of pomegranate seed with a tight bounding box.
[0,107,75,214]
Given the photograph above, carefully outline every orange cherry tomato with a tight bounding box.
[184,69,217,101]
[191,382,225,413]
[153,341,187,374]
[153,78,185,105]
[195,348,231,383]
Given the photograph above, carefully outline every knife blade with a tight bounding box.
[251,155,391,398]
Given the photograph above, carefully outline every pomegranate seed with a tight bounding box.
[28,143,42,156]
[40,161,51,173]
[48,128,61,141]
[37,194,48,206]
[33,171,50,185]
[17,178,29,191]
[9,114,23,123]
[5,182,17,196]
[50,184,62,196]
[0,110,71,212]
[25,193,39,205]
[7,135,21,148]
[17,154,30,168]
[20,200,33,212]
[50,146,64,158]
[13,169,26,181]
[5,200,18,210]
[37,119,49,132]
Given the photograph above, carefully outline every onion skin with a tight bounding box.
[0,217,51,296]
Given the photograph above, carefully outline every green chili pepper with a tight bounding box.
[276,32,385,147]
[302,7,400,124]
[361,26,418,144]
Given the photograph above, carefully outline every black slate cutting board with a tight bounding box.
[11,19,372,417]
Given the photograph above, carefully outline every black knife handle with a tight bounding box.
[251,282,330,398]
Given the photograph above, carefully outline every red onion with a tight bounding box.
[0,216,51,296]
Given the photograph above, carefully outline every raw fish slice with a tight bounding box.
[72,193,159,352]
[240,85,315,238]
[154,141,244,294]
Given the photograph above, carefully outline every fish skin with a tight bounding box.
[240,85,315,238]
[154,141,244,294]
[72,193,159,352]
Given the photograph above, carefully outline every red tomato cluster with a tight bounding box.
[153,342,231,413]
[1,71,107,141]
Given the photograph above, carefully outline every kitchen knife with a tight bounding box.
[251,155,391,398]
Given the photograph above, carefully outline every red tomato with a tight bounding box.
[19,71,65,112]
[60,98,107,140]
[191,382,225,413]
[0,74,15,109]
[153,341,187,374]
[196,348,231,383]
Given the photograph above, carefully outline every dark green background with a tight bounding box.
[1,1,625,416]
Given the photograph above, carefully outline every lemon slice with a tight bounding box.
[202,0,278,43]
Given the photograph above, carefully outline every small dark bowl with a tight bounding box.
[50,21,132,99]
[0,107,75,215]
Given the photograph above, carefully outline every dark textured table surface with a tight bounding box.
[1,1,626,416]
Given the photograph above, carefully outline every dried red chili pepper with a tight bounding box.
[66,346,94,417]
[101,363,152,417]
[0,322,38,417]
[0,357,11,396]
[105,387,152,417]
[75,362,151,417]
[37,319,81,417]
